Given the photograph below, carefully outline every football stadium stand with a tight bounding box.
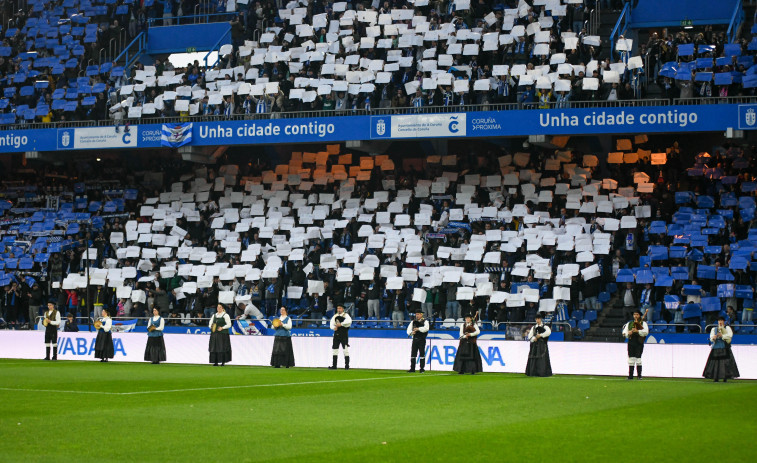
[0,0,755,347]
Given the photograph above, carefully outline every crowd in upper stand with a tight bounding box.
[0,137,755,335]
[3,0,756,125]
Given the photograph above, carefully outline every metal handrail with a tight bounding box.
[147,12,237,27]
[108,38,117,64]
[0,99,721,132]
[203,29,232,70]
[588,1,601,36]
[727,0,745,43]
[609,2,632,59]
[645,322,703,333]
[674,96,757,105]
[112,31,145,69]
[47,316,573,334]
[119,27,127,60]
[521,99,669,109]
[704,323,753,333]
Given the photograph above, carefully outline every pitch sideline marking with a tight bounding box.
[119,373,454,395]
[0,387,122,395]
[0,373,453,396]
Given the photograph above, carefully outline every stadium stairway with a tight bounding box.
[582,296,626,343]
[597,9,622,62]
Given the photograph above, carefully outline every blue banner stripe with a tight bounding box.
[2,104,757,153]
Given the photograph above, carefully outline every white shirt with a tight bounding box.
[150,315,165,331]
[100,317,112,332]
[623,289,635,307]
[239,303,264,320]
[330,312,352,331]
[622,320,649,339]
[45,309,61,326]
[277,315,292,330]
[209,311,231,330]
[459,322,480,339]
[710,326,733,343]
[527,323,551,343]
[406,319,429,336]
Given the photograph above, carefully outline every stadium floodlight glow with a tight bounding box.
[168,52,217,69]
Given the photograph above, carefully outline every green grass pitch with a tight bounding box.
[0,358,754,462]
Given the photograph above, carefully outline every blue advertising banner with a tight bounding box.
[191,116,368,146]
[3,104,757,153]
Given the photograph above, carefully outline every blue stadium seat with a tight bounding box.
[597,292,610,303]
[578,320,590,332]
[584,310,597,322]
[739,321,754,334]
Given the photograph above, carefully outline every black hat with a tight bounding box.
[415,308,424,314]
[632,309,642,315]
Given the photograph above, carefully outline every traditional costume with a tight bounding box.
[406,313,429,372]
[703,325,740,382]
[622,314,649,379]
[43,305,61,360]
[525,320,552,377]
[208,310,232,366]
[144,315,167,364]
[270,314,295,368]
[453,320,483,374]
[328,310,351,369]
[94,315,114,362]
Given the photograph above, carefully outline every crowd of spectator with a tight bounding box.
[0,0,236,124]
[0,135,755,337]
[3,0,757,124]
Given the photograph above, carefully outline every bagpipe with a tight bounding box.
[462,311,479,343]
[626,320,644,343]
[42,310,57,327]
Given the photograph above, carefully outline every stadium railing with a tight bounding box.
[638,323,704,333]
[146,12,238,27]
[5,97,733,132]
[520,99,670,110]
[33,316,572,335]
[673,96,757,105]
[704,323,754,335]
